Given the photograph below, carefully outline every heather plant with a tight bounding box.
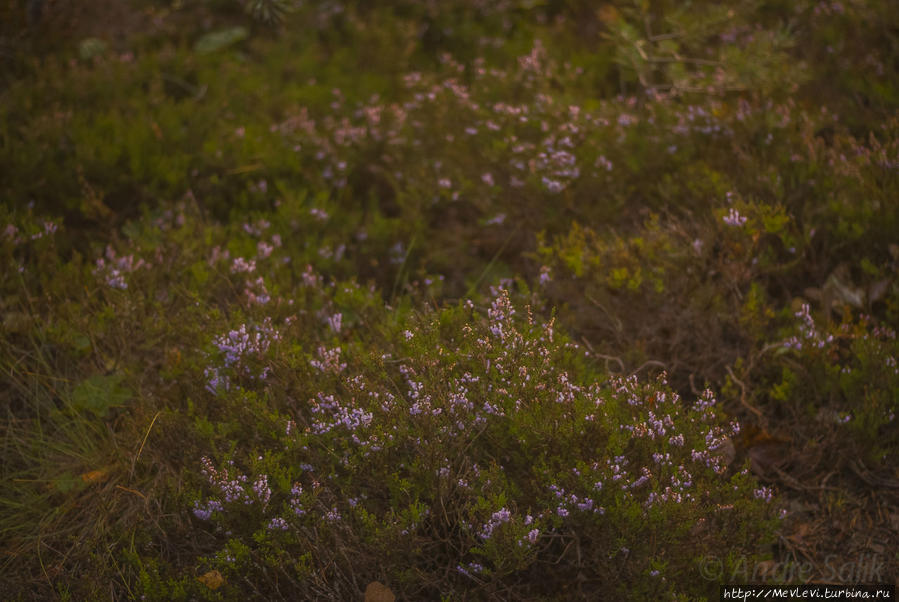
[753,305,899,467]
[534,105,899,469]
[184,287,781,599]
[2,0,898,598]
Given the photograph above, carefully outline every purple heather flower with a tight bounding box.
[268,517,289,530]
[723,208,747,227]
[753,486,774,503]
[252,475,271,507]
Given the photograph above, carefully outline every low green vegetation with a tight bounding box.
[2,0,897,599]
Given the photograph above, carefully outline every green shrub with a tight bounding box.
[185,288,781,599]
[2,0,897,597]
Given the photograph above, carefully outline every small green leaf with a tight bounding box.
[73,335,91,352]
[52,472,84,493]
[71,374,132,417]
[78,38,108,60]
[194,27,249,55]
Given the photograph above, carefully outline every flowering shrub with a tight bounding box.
[533,98,899,469]
[1,0,897,598]
[760,308,899,466]
[187,288,780,599]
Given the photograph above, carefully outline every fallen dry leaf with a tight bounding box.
[788,522,812,543]
[80,469,109,484]
[869,278,891,303]
[738,426,791,477]
[197,570,224,590]
[364,581,395,602]
[596,5,620,24]
[748,441,790,477]
[754,560,777,579]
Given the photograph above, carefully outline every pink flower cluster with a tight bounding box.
[94,245,147,289]
[206,318,280,394]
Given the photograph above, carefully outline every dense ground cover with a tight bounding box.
[1,0,897,599]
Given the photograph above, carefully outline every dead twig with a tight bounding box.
[585,294,623,333]
[725,365,765,425]
[849,460,899,489]
[688,373,703,397]
[115,485,147,501]
[630,359,666,376]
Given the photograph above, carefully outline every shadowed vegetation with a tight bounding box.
[1,0,897,599]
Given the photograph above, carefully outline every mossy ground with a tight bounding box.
[1,1,897,599]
